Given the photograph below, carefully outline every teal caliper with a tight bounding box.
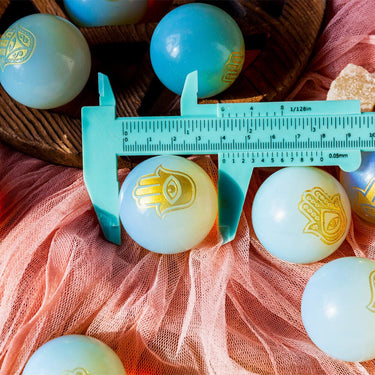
[82,71,375,245]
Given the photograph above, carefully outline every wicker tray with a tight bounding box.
[0,0,326,168]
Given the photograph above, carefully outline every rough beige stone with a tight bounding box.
[327,63,375,112]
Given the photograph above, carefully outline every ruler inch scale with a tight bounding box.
[82,71,375,245]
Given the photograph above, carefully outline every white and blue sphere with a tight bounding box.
[301,256,375,362]
[252,167,351,264]
[63,0,148,27]
[119,155,218,254]
[150,3,245,98]
[340,151,375,224]
[22,335,126,374]
[0,14,91,109]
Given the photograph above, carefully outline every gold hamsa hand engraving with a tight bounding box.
[353,177,375,219]
[0,24,36,71]
[133,165,196,218]
[367,270,375,313]
[298,187,347,245]
[61,368,90,375]
[222,50,245,83]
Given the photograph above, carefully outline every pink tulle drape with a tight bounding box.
[2,0,375,373]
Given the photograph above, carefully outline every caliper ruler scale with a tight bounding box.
[82,71,375,245]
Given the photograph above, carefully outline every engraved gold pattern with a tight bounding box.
[0,24,36,71]
[367,270,375,313]
[353,177,375,218]
[222,49,245,83]
[298,187,347,245]
[61,368,90,375]
[133,165,196,218]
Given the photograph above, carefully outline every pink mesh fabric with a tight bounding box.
[2,0,375,373]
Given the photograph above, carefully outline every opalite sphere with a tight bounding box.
[252,167,351,264]
[0,14,91,109]
[119,155,218,254]
[150,3,245,98]
[63,0,148,27]
[22,335,126,374]
[301,256,375,362]
[340,151,375,224]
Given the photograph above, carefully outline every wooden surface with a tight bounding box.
[0,0,326,168]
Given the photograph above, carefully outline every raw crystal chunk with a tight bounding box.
[327,63,375,112]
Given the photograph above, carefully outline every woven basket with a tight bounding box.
[0,0,326,167]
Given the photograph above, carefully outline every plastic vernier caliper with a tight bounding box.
[82,71,375,245]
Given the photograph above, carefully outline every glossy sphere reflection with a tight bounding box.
[340,151,375,224]
[119,155,218,254]
[63,0,148,26]
[150,3,245,98]
[22,335,126,374]
[301,257,375,362]
[251,167,351,264]
[0,14,91,109]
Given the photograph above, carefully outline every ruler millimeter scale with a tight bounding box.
[82,71,375,245]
